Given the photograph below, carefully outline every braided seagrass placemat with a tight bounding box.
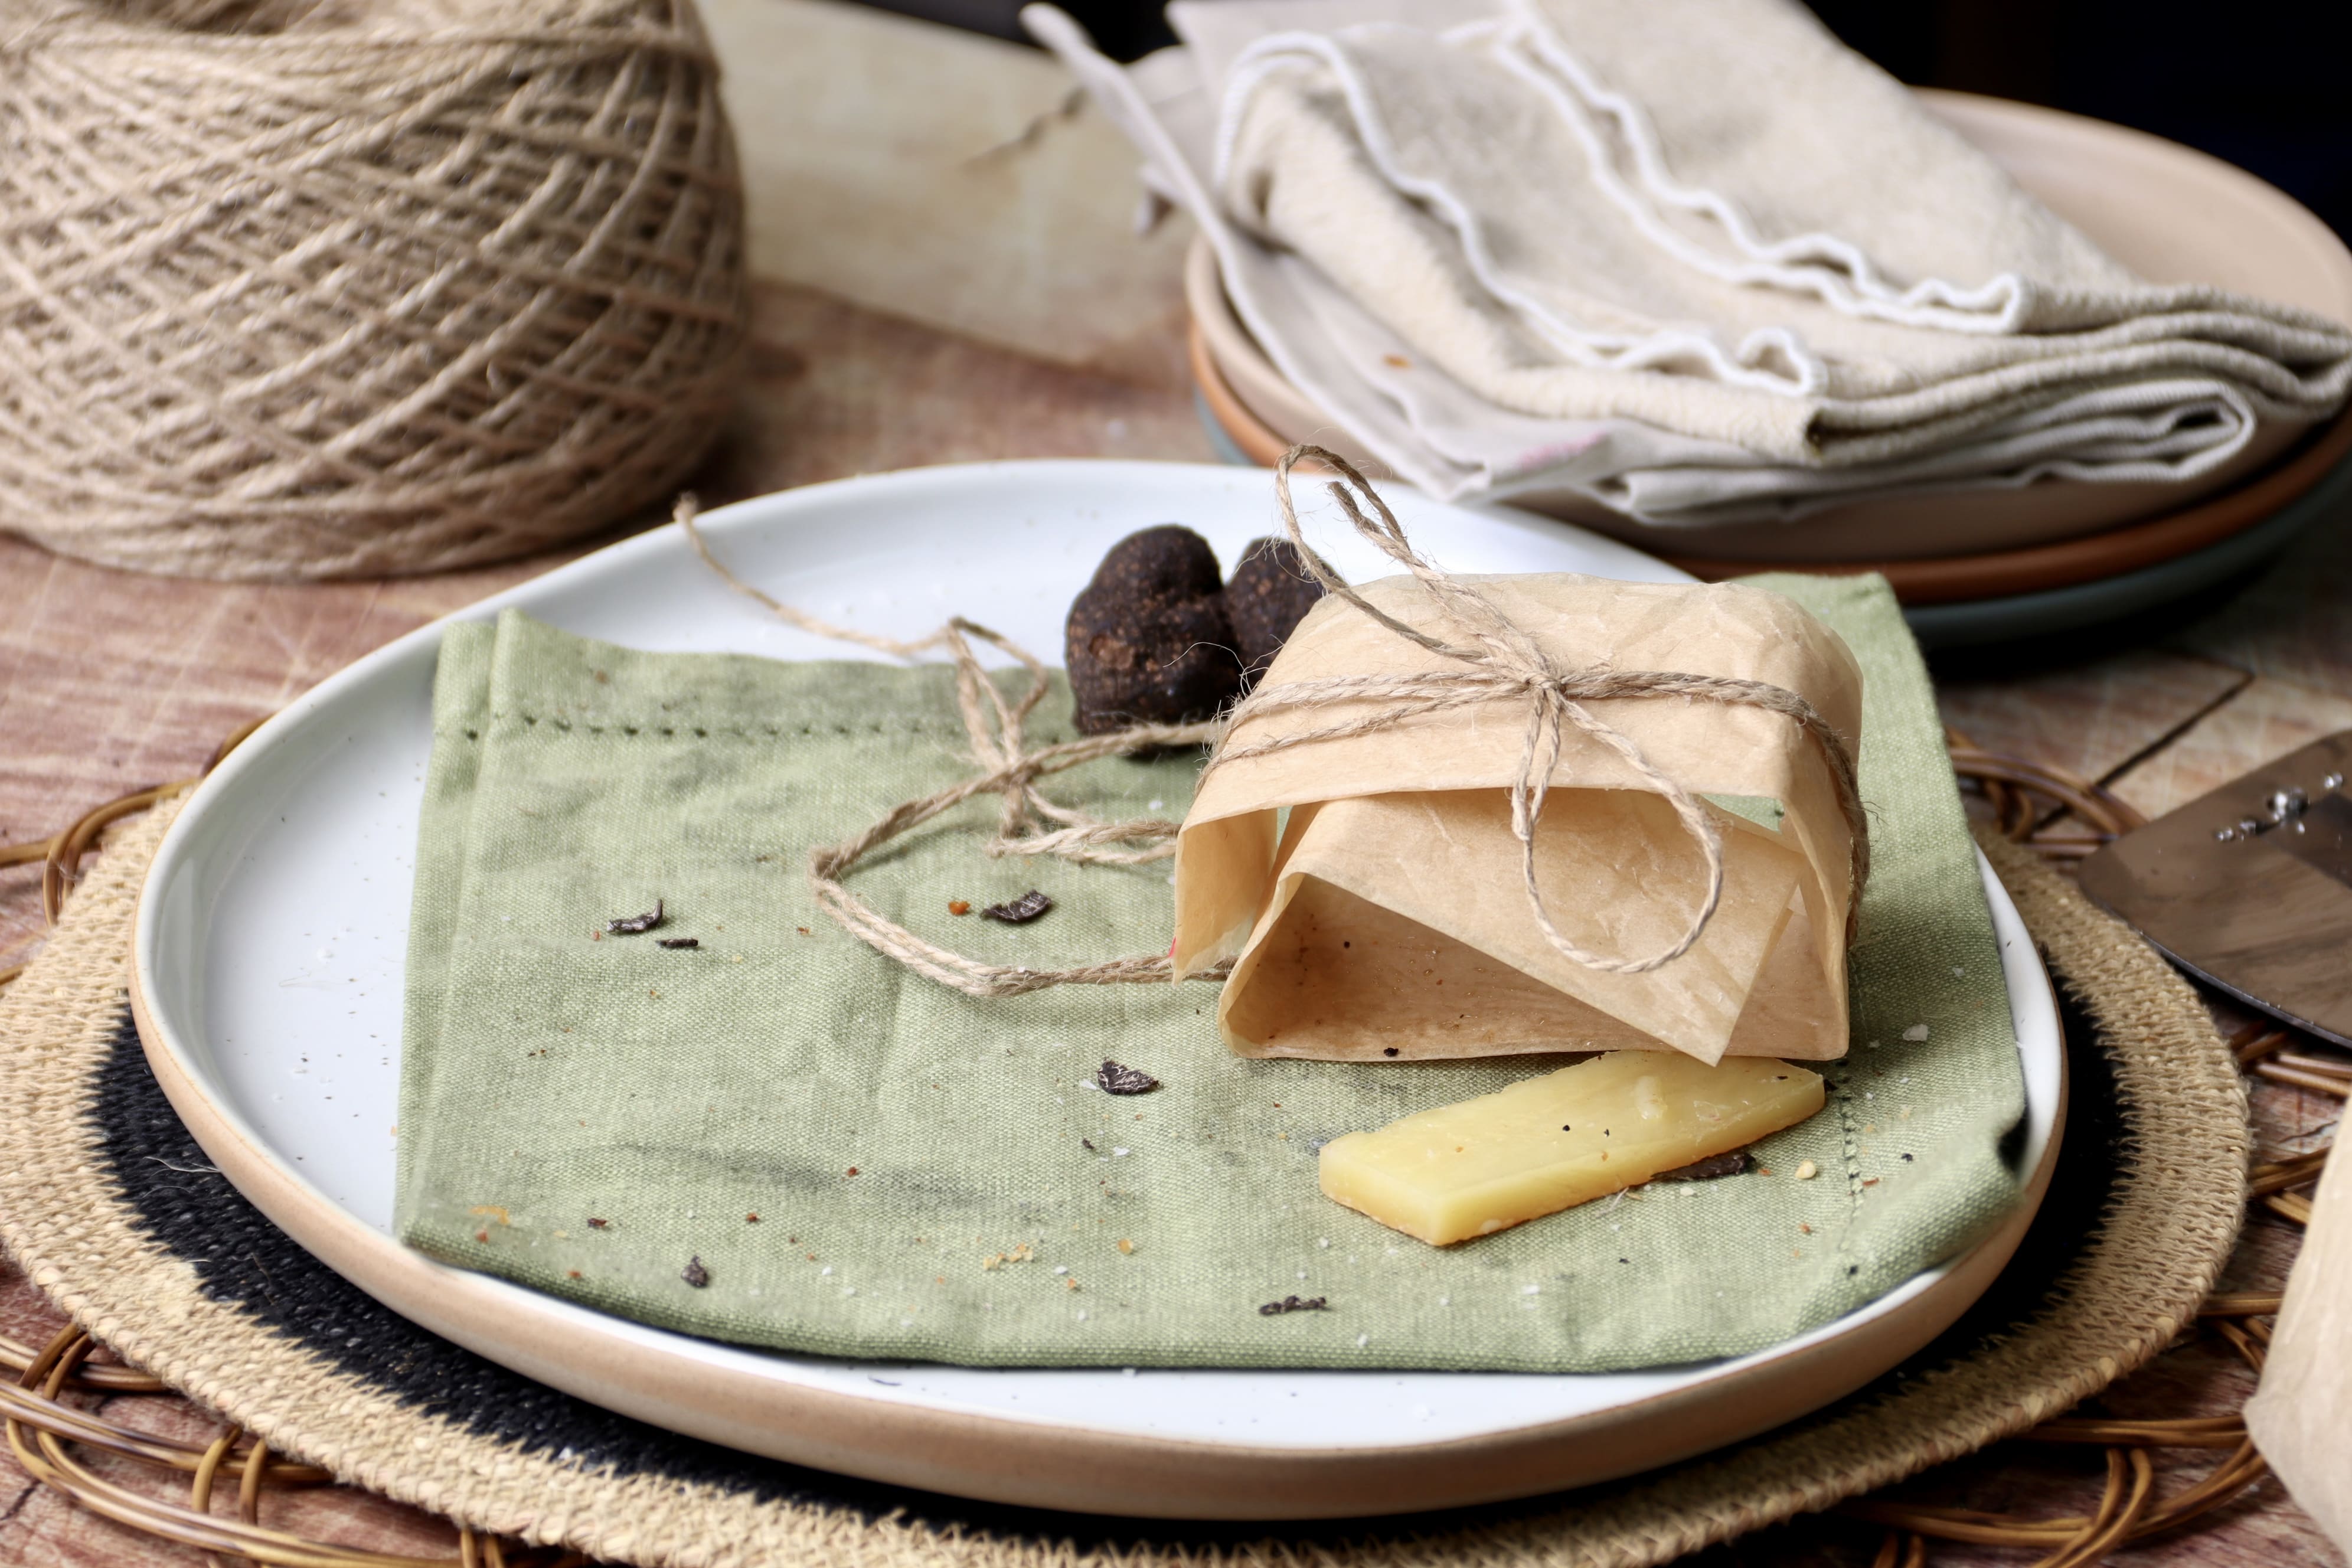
[0,780,2259,1568]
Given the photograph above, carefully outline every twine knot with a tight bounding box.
[684,442,1865,999]
[1204,446,1868,973]
[682,499,1221,999]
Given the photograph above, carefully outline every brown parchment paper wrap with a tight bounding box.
[1172,573,1864,1064]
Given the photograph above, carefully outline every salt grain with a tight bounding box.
[1902,1024,1930,1041]
[1794,1160,1819,1180]
[1356,1334,1369,1347]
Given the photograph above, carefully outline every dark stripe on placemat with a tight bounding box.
[84,993,2126,1549]
[89,1010,890,1515]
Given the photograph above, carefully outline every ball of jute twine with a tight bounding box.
[0,0,747,581]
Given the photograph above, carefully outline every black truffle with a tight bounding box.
[981,890,1054,925]
[1066,525,1242,733]
[1222,537,1326,688]
[1651,1149,1753,1182]
[1094,1059,1159,1095]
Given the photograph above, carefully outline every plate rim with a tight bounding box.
[129,461,2065,1517]
[1191,260,2352,592]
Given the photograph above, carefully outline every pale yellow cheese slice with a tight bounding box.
[1318,1053,1825,1245]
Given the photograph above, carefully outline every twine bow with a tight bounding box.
[1207,445,1870,972]
[681,500,1221,999]
[682,444,1865,1000]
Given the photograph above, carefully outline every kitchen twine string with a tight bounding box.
[682,443,1867,998]
[0,729,2328,1567]
[0,0,747,582]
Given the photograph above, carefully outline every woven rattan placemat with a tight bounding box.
[0,800,2248,1568]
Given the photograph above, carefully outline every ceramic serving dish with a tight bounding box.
[132,462,2063,1518]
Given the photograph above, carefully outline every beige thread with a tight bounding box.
[681,498,1223,998]
[688,441,1866,998]
[0,0,746,581]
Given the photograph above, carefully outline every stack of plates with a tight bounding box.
[1190,91,2352,648]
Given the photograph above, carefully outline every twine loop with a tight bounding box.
[684,440,1866,998]
[681,499,1223,999]
[1206,446,1868,970]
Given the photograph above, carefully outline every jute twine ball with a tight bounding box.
[0,0,749,579]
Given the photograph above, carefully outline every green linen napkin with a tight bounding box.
[396,577,2021,1370]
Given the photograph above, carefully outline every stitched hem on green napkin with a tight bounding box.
[395,575,2021,1371]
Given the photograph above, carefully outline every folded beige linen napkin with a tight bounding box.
[1028,0,2352,524]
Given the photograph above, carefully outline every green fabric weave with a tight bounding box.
[396,576,2021,1371]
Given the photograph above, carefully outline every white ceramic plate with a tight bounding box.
[132,462,2062,1520]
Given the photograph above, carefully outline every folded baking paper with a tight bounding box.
[1174,574,1863,1064]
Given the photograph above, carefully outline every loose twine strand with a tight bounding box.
[679,500,1223,998]
[684,443,1866,998]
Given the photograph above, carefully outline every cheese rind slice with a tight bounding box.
[1318,1054,1826,1245]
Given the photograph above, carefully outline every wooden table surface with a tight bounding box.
[4,2,2350,1562]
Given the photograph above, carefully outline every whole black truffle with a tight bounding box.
[1065,525,1243,734]
[1223,536,1327,687]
